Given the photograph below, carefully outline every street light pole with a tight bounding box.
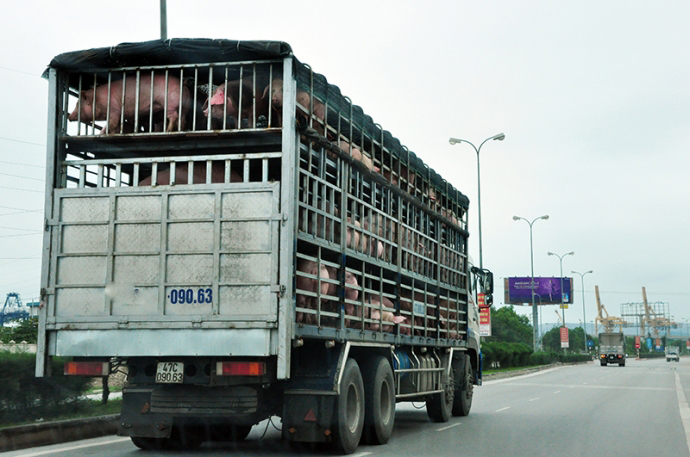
[513,215,549,350]
[548,251,574,352]
[449,133,505,269]
[572,269,593,352]
[160,0,168,40]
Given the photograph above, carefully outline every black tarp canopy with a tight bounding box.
[46,38,468,210]
[47,38,293,73]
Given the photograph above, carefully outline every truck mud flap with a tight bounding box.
[118,389,173,439]
[282,392,336,443]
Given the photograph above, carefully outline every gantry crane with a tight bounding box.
[594,285,626,333]
[0,292,28,326]
[642,287,675,338]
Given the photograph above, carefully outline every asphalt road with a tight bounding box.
[4,357,688,457]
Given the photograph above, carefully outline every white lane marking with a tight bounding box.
[437,423,462,431]
[553,390,561,394]
[583,382,588,385]
[352,453,373,457]
[529,398,540,402]
[496,407,511,412]
[674,369,690,456]
[512,382,675,392]
[13,437,130,457]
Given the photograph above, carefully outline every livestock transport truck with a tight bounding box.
[35,39,493,453]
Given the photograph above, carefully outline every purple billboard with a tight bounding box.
[504,277,573,305]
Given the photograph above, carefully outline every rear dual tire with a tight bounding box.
[361,356,395,445]
[333,358,365,454]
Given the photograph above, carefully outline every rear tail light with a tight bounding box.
[64,361,109,376]
[216,361,266,376]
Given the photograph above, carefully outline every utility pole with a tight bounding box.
[160,0,168,40]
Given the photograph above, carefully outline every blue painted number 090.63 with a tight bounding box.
[169,288,212,305]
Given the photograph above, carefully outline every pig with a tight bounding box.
[68,74,191,134]
[295,258,331,325]
[366,295,410,334]
[263,78,325,133]
[382,160,415,190]
[339,141,380,173]
[202,79,265,130]
[138,161,241,186]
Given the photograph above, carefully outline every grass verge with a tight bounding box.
[0,399,122,430]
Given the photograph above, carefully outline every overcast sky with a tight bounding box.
[0,1,688,331]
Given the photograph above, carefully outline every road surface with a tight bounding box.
[3,357,688,457]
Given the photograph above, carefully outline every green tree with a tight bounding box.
[0,317,38,344]
[486,306,533,345]
[541,325,594,353]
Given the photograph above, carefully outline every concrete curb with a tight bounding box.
[0,414,120,452]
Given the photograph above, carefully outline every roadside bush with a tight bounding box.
[639,352,665,359]
[483,342,534,368]
[0,352,93,425]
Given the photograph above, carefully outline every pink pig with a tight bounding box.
[202,79,260,129]
[68,74,190,134]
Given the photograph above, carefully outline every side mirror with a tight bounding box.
[470,267,494,308]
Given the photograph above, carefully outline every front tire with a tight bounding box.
[333,358,365,454]
[361,356,395,445]
[452,354,473,417]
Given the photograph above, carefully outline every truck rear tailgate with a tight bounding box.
[45,179,283,357]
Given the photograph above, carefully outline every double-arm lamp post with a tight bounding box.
[449,133,505,269]
[513,215,549,350]
[572,269,593,352]
[547,251,574,328]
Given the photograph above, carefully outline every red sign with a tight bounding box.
[560,327,569,348]
[479,305,491,337]
[479,307,491,325]
[687,340,690,350]
[635,336,641,349]
[477,293,486,308]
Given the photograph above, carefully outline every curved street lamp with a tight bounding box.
[572,269,593,352]
[513,214,549,350]
[449,133,505,269]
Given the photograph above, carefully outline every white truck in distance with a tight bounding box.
[666,346,680,362]
[35,39,494,454]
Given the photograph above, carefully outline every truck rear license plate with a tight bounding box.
[156,362,184,383]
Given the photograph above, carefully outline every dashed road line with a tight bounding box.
[437,423,462,431]
[496,407,511,412]
[529,397,540,402]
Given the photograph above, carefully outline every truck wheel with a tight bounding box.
[600,361,606,366]
[452,354,473,417]
[131,437,167,450]
[619,361,625,367]
[227,424,252,442]
[427,366,453,422]
[333,358,365,454]
[361,356,395,445]
[165,427,204,450]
